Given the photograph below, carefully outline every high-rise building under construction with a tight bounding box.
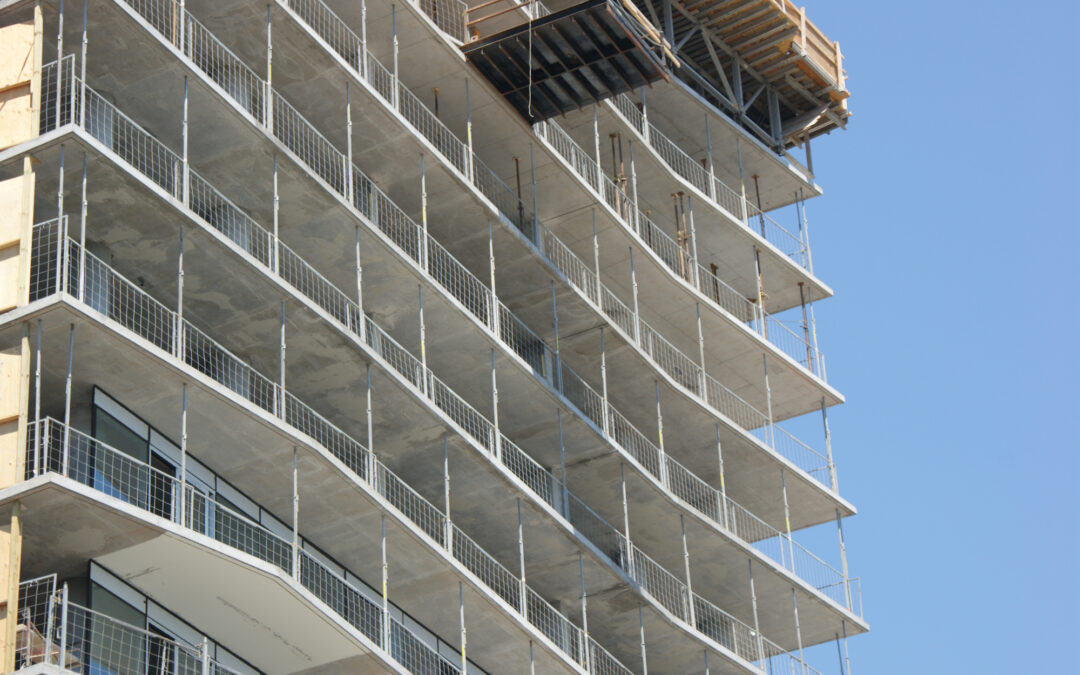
[0,0,864,672]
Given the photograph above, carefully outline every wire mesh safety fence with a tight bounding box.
[16,577,239,675]
[35,46,851,621]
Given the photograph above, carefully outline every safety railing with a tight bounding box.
[26,215,625,673]
[15,576,240,675]
[23,418,479,675]
[40,32,852,617]
[267,0,838,483]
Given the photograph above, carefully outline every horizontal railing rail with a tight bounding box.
[16,575,240,675]
[42,24,854,621]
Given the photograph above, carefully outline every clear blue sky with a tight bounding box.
[799,0,1080,672]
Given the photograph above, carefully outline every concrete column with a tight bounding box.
[78,155,86,301]
[291,447,299,578]
[61,324,73,475]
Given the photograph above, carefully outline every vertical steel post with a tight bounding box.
[180,384,187,525]
[381,515,389,648]
[836,509,852,611]
[488,221,498,335]
[421,155,429,270]
[61,324,73,475]
[79,0,86,127]
[799,186,814,274]
[200,637,209,675]
[655,383,668,487]
[55,145,64,295]
[529,144,538,240]
[763,355,775,446]
[705,115,715,200]
[517,499,526,614]
[579,552,589,671]
[808,284,822,379]
[780,469,796,572]
[628,139,639,229]
[465,79,474,181]
[182,77,189,204]
[748,560,764,663]
[736,137,747,225]
[391,5,399,109]
[821,397,837,491]
[620,464,633,578]
[753,246,766,335]
[366,364,375,483]
[695,303,706,397]
[687,196,700,289]
[592,104,602,192]
[44,579,55,665]
[638,605,648,675]
[529,641,535,675]
[346,84,353,203]
[78,154,86,300]
[716,426,727,529]
[279,303,286,418]
[591,210,601,305]
[704,651,710,675]
[292,447,299,578]
[491,349,500,461]
[443,438,451,550]
[355,226,365,342]
[558,410,568,518]
[176,228,184,359]
[459,582,467,669]
[640,87,648,141]
[599,326,609,435]
[265,5,272,129]
[629,247,640,343]
[419,286,427,394]
[792,588,806,674]
[57,583,69,668]
[550,282,561,391]
[55,0,63,131]
[360,0,367,78]
[273,154,279,274]
[841,619,851,675]
[33,321,41,476]
[680,515,695,625]
[799,283,812,371]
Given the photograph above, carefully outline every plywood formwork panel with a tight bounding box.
[0,3,42,151]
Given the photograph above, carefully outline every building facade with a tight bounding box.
[0,0,864,673]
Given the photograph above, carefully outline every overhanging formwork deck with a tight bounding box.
[46,0,852,535]
[1,479,396,675]
[461,0,668,122]
[0,298,778,674]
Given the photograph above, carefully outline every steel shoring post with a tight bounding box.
[592,104,602,193]
[33,320,40,476]
[834,631,845,675]
[179,0,186,51]
[836,509,852,611]
[265,5,272,129]
[687,195,700,290]
[628,140,639,230]
[459,582,467,671]
[346,84,353,203]
[763,355,775,447]
[419,286,427,394]
[529,144,538,241]
[551,281,561,391]
[43,580,55,665]
[695,303,706,398]
[80,0,86,127]
[176,229,184,359]
[491,349,500,461]
[279,303,286,419]
[557,410,568,517]
[638,605,648,675]
[800,187,814,274]
[640,86,648,141]
[180,384,187,526]
[273,155,279,274]
[182,77,189,205]
[366,364,375,485]
[391,4,399,109]
[465,79,473,181]
[62,324,74,476]
[841,619,852,675]
[360,0,367,78]
[705,115,715,200]
[529,640,535,675]
[591,211,600,305]
[736,137,748,225]
[600,327,609,435]
[381,515,390,650]
[716,426,728,530]
[421,155,429,271]
[355,227,365,342]
[620,464,634,578]
[792,588,806,675]
[55,0,62,130]
[799,283,812,372]
[200,637,209,675]
[443,438,452,550]
[55,145,64,296]
[808,285,823,379]
[748,560,765,665]
[753,246,766,335]
[821,396,837,491]
[780,469,796,573]
[680,514,695,626]
[57,583,69,669]
[629,247,640,343]
[489,221,498,336]
[579,552,589,671]
[292,447,299,578]
[517,499,526,615]
[655,383,668,488]
[704,651,710,675]
[78,154,86,300]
